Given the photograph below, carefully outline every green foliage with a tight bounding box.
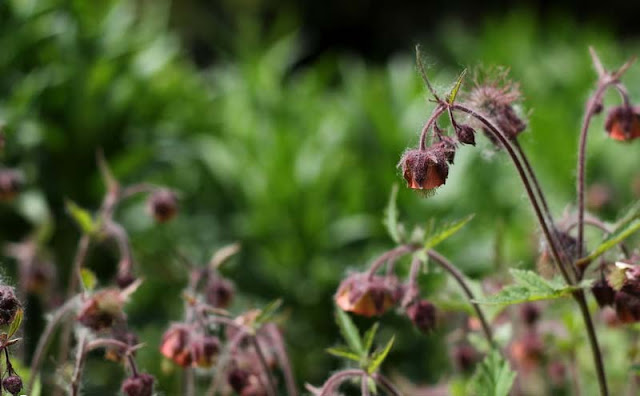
[383,184,403,243]
[7,307,23,339]
[473,269,591,306]
[65,200,97,235]
[448,69,468,104]
[424,214,475,249]
[80,268,98,292]
[469,351,516,396]
[334,309,364,356]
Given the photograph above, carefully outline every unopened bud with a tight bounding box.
[2,375,22,396]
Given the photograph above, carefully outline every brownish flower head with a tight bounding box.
[2,375,22,396]
[406,299,437,333]
[399,148,449,192]
[455,124,476,146]
[335,273,402,317]
[452,344,479,373]
[0,286,20,326]
[106,329,139,362]
[121,373,154,396]
[191,334,220,368]
[159,324,193,367]
[0,169,22,202]
[206,276,235,309]
[147,189,178,223]
[604,105,640,142]
[614,286,640,323]
[510,331,544,370]
[467,68,526,143]
[520,303,541,327]
[77,289,126,331]
[592,278,616,308]
[228,368,250,394]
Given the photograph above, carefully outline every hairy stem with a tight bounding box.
[372,373,402,396]
[575,290,608,396]
[361,374,371,396]
[251,335,277,396]
[28,296,78,391]
[418,105,447,150]
[265,324,298,396]
[70,333,88,396]
[366,245,414,280]
[427,249,494,346]
[319,369,366,396]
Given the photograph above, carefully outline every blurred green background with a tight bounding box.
[1,0,640,394]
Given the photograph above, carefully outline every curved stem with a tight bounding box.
[205,330,246,396]
[418,105,447,150]
[367,245,414,280]
[28,296,78,391]
[250,335,277,396]
[265,324,298,396]
[70,333,88,396]
[575,290,609,396]
[361,374,371,396]
[452,104,573,283]
[372,373,403,396]
[427,249,494,347]
[319,369,366,396]
[577,82,610,269]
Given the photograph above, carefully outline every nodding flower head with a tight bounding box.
[159,324,193,367]
[2,375,22,396]
[0,286,20,326]
[592,277,616,308]
[335,273,402,317]
[77,289,126,331]
[147,189,178,223]
[520,303,541,327]
[205,275,235,309]
[467,68,526,143]
[121,373,154,396]
[399,146,451,192]
[0,169,22,202]
[604,105,640,142]
[406,299,437,333]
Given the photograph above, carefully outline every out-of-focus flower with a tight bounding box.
[604,105,640,142]
[77,289,127,331]
[147,189,178,223]
[121,373,154,396]
[0,286,20,326]
[205,275,234,309]
[159,324,193,367]
[0,169,22,202]
[335,273,402,317]
[406,299,437,333]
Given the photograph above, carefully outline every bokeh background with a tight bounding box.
[1,0,640,394]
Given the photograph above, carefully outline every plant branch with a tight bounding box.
[250,335,277,396]
[70,333,88,396]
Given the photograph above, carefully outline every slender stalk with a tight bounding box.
[366,245,414,280]
[319,369,366,396]
[184,368,195,396]
[372,373,403,396]
[452,103,608,395]
[205,330,246,396]
[28,296,78,391]
[418,105,447,150]
[265,324,298,396]
[361,374,371,396]
[426,249,494,346]
[251,335,277,396]
[70,333,88,396]
[576,82,610,266]
[452,104,573,283]
[56,234,91,381]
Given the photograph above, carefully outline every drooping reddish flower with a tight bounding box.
[159,324,193,367]
[335,273,402,317]
[406,299,437,333]
[0,169,22,202]
[121,373,154,396]
[77,289,126,331]
[399,148,449,191]
[604,105,640,142]
[147,189,178,223]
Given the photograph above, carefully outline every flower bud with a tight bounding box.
[399,148,449,191]
[406,299,437,333]
[121,373,154,396]
[455,124,476,145]
[452,344,478,373]
[2,375,22,396]
[0,169,22,202]
[520,303,540,327]
[206,276,235,309]
[228,368,250,394]
[335,273,402,317]
[592,278,616,308]
[614,287,640,323]
[77,289,125,331]
[147,189,178,223]
[605,105,640,142]
[191,335,220,368]
[159,324,192,366]
[0,286,20,326]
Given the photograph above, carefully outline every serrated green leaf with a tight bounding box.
[254,298,282,326]
[65,200,96,235]
[383,184,402,243]
[579,217,640,265]
[326,346,361,362]
[7,307,23,338]
[424,214,474,249]
[469,350,516,396]
[473,269,584,306]
[367,335,394,374]
[335,309,364,357]
[80,268,98,292]
[363,322,379,354]
[448,68,467,104]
